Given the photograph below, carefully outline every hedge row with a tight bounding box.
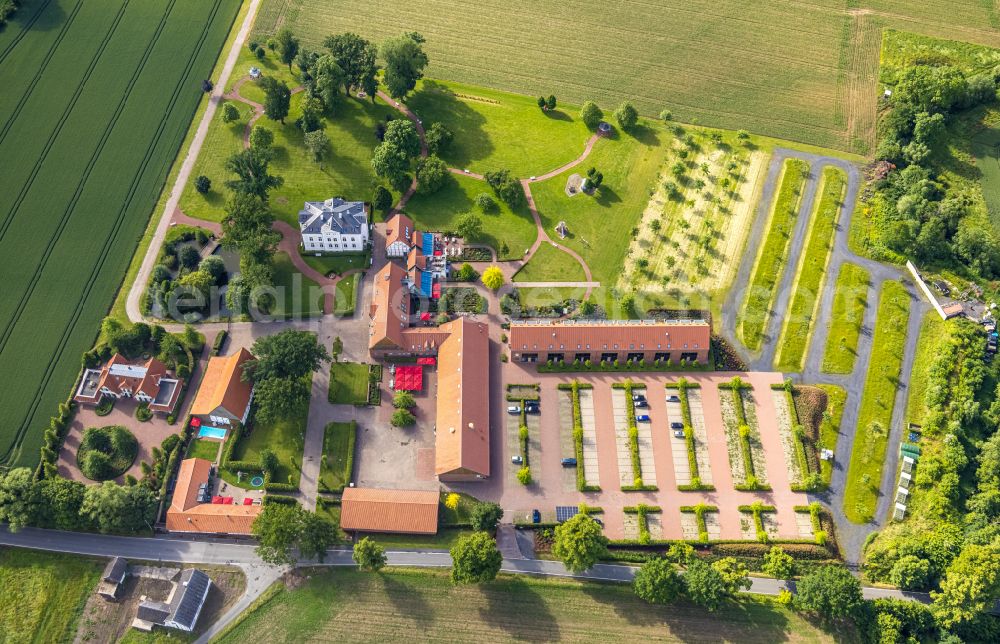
[35,397,76,480]
[367,364,383,406]
[624,504,661,544]
[680,504,718,542]
[671,380,714,491]
[212,330,228,356]
[264,495,298,505]
[620,380,647,489]
[738,502,777,543]
[772,381,819,491]
[568,381,599,492]
[793,503,829,546]
[505,383,541,402]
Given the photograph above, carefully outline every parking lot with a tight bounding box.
[467,365,812,541]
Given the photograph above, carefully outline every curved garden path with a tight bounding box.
[719,148,930,564]
[380,89,602,299]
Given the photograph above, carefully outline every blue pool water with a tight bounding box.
[250,476,264,487]
[198,426,227,440]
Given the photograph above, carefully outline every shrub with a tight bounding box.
[517,467,532,485]
[614,101,639,131]
[135,403,153,422]
[77,425,138,481]
[390,409,415,427]
[580,101,603,129]
[194,175,211,194]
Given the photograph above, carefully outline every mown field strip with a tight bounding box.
[821,262,870,375]
[737,158,809,351]
[0,0,239,466]
[774,166,846,372]
[842,280,910,524]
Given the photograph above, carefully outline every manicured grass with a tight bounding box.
[216,567,835,643]
[300,251,369,276]
[364,527,472,551]
[513,242,586,283]
[775,166,846,372]
[0,0,241,467]
[843,280,910,524]
[815,384,846,487]
[406,79,593,177]
[821,263,870,374]
[0,548,103,643]
[404,172,536,260]
[327,362,369,405]
[235,391,311,488]
[334,273,358,316]
[906,312,950,427]
[180,48,397,226]
[271,252,325,318]
[319,421,356,492]
[530,124,670,289]
[737,158,809,351]
[187,437,221,462]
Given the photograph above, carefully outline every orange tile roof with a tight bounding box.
[190,348,254,419]
[340,487,439,534]
[166,458,260,535]
[385,213,414,251]
[407,247,426,271]
[435,318,491,479]
[508,319,710,353]
[369,262,410,351]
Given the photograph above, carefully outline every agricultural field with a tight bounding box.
[0,0,241,468]
[0,548,102,643]
[216,567,835,643]
[842,280,910,524]
[774,167,846,372]
[616,129,769,310]
[821,263,871,374]
[253,0,1000,155]
[737,159,810,351]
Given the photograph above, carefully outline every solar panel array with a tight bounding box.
[555,506,579,522]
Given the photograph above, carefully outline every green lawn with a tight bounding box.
[271,251,325,318]
[0,548,103,643]
[233,386,311,488]
[365,527,472,551]
[328,362,369,405]
[404,172,536,260]
[774,166,846,372]
[335,273,358,316]
[187,437,221,462]
[906,312,950,427]
[301,251,369,276]
[406,79,593,177]
[530,123,670,289]
[815,384,846,487]
[737,158,809,351]
[843,280,910,524]
[180,47,397,226]
[821,263,871,374]
[216,567,837,643]
[513,242,587,283]
[319,421,356,492]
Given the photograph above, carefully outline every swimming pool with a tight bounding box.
[197,426,227,440]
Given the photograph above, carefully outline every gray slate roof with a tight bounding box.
[136,601,171,623]
[102,556,128,584]
[168,569,211,631]
[299,198,366,235]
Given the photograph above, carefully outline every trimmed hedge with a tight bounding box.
[680,504,718,542]
[724,378,771,492]
[772,381,819,491]
[212,330,228,356]
[619,379,652,489]
[793,502,829,546]
[506,383,541,402]
[670,380,714,491]
[567,380,599,492]
[539,358,706,373]
[739,502,777,543]
[263,495,298,505]
[624,504,661,544]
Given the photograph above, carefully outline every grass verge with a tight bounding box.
[328,362,370,405]
[821,263,870,374]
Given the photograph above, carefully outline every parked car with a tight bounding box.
[636,414,651,422]
[670,422,684,430]
[673,429,685,439]
[532,509,541,523]
[525,402,540,414]
[632,394,646,402]
[507,405,521,414]
[634,400,649,408]
[561,457,578,467]
[511,455,523,465]
[666,395,681,402]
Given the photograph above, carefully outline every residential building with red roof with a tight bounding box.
[75,354,181,414]
[189,348,255,438]
[340,487,439,534]
[165,458,261,535]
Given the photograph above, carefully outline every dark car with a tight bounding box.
[636,414,651,422]
[666,395,681,402]
[532,509,541,524]
[561,457,578,467]
[634,400,649,408]
[525,402,540,414]
[632,394,646,402]
[670,421,684,430]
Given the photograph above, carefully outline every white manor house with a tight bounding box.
[298,197,369,253]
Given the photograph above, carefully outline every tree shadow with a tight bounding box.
[408,80,491,170]
[595,186,622,207]
[544,109,572,122]
[377,573,433,628]
[478,578,560,641]
[9,0,65,32]
[629,124,661,148]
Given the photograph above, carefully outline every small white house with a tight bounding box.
[299,198,369,253]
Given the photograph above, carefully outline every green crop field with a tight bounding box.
[252,0,1000,155]
[217,567,835,643]
[0,0,240,468]
[737,158,809,351]
[774,166,846,372]
[0,548,102,643]
[821,262,871,374]
[843,280,909,524]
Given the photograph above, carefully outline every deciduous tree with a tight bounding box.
[259,76,291,124]
[425,122,453,155]
[469,501,503,532]
[762,546,795,579]
[450,532,502,584]
[795,565,863,621]
[221,102,240,123]
[252,503,305,565]
[304,129,329,162]
[323,33,378,96]
[481,266,504,291]
[372,185,393,213]
[313,54,346,109]
[456,212,483,241]
[415,155,449,194]
[580,101,603,129]
[933,545,1000,627]
[551,513,607,572]
[353,537,387,571]
[614,100,639,131]
[276,28,299,70]
[634,558,683,604]
[224,148,284,202]
[380,32,428,100]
